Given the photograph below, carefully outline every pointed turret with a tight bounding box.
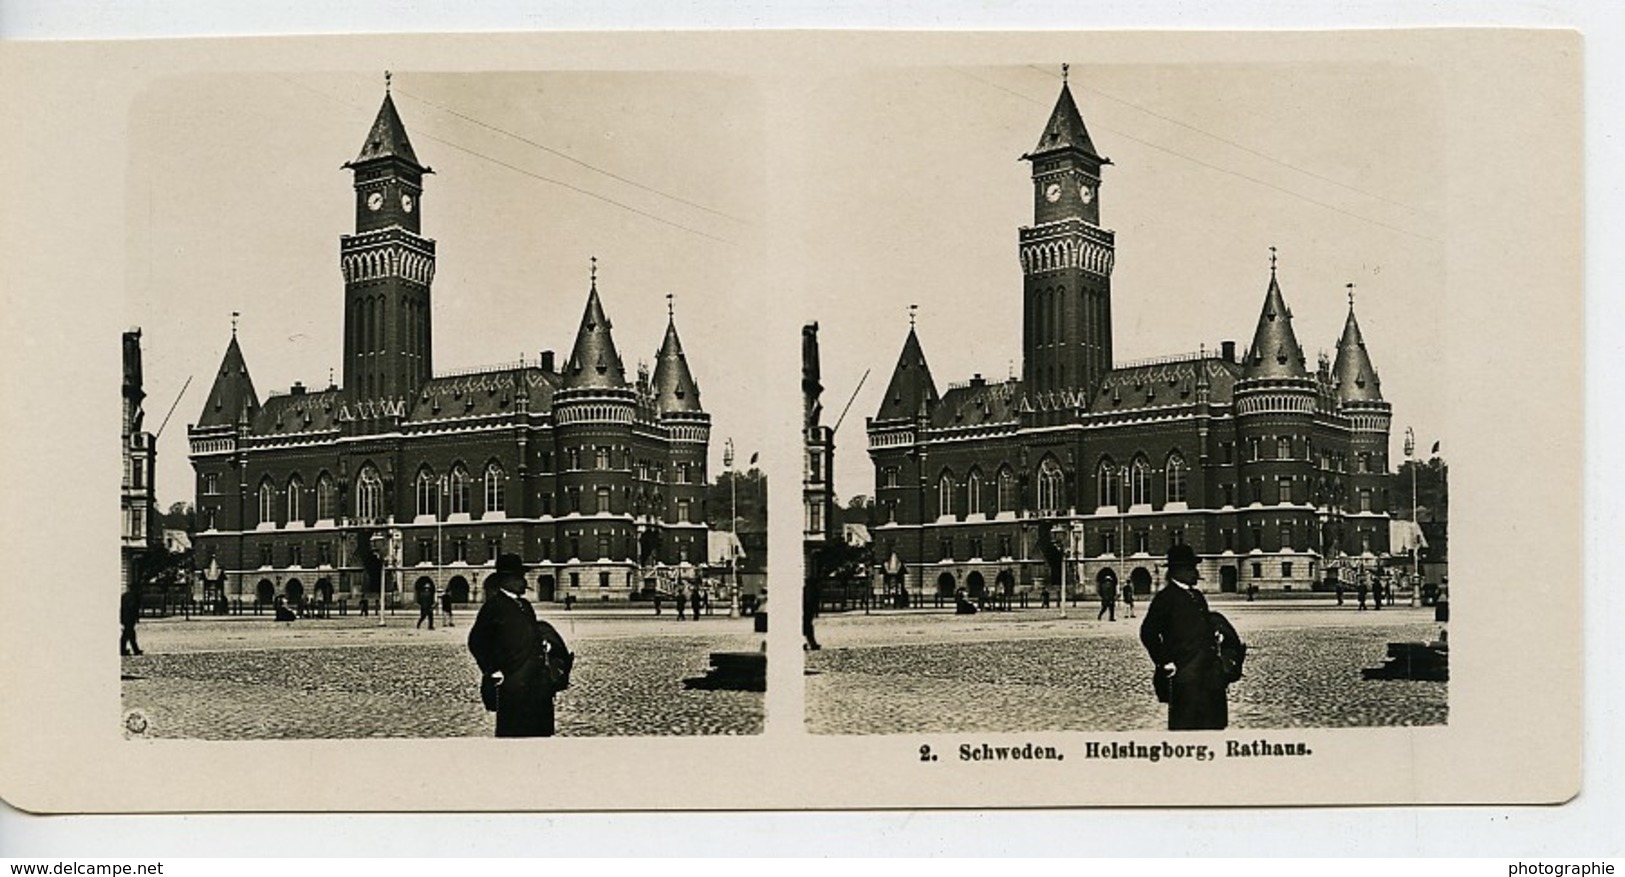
[652,315,703,413]
[563,278,627,391]
[1029,79,1105,162]
[1333,302,1383,402]
[1242,265,1309,380]
[350,91,421,168]
[197,333,260,428]
[874,327,939,422]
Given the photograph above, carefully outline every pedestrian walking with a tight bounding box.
[359,595,369,617]
[654,593,662,615]
[440,589,454,628]
[416,583,436,630]
[1121,579,1136,618]
[468,554,573,738]
[1357,580,1368,610]
[1139,545,1230,731]
[120,585,143,656]
[803,578,822,651]
[1097,571,1118,622]
[1041,588,1051,609]
[1335,580,1344,606]
[1371,578,1383,612]
[676,586,687,620]
[689,586,702,622]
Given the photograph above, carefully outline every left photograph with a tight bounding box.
[120,71,769,739]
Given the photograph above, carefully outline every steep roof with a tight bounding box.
[1242,270,1309,380]
[874,327,939,422]
[1332,305,1384,402]
[197,334,260,428]
[1092,357,1242,413]
[563,284,628,390]
[651,316,703,413]
[350,92,421,167]
[254,387,344,436]
[1029,81,1104,161]
[931,378,1020,429]
[409,368,563,424]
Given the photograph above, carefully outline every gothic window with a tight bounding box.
[286,476,303,524]
[568,449,581,471]
[448,465,469,515]
[1359,489,1372,513]
[1165,454,1188,505]
[484,462,505,513]
[1248,437,1261,461]
[1129,457,1151,506]
[966,470,984,515]
[416,469,437,518]
[1277,436,1293,459]
[258,478,276,525]
[1097,459,1120,509]
[316,473,336,521]
[677,497,692,523]
[203,472,219,495]
[997,467,1018,514]
[937,471,955,518]
[356,467,382,523]
[597,447,611,471]
[597,486,612,515]
[1037,458,1064,515]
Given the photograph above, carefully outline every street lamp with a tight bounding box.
[725,438,740,619]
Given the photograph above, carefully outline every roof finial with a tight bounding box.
[666,292,674,319]
[1269,245,1277,277]
[1062,63,1070,84]
[590,255,598,291]
[231,311,240,337]
[384,70,392,93]
[1347,282,1355,309]
[908,303,918,329]
[328,366,335,388]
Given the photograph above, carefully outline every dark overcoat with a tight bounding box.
[468,591,557,737]
[1139,583,1228,730]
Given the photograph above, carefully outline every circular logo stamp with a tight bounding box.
[122,708,150,737]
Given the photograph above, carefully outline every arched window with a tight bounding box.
[448,465,469,515]
[286,476,303,524]
[596,447,611,471]
[997,466,1018,515]
[1129,457,1151,506]
[937,471,955,519]
[485,462,506,513]
[356,467,382,523]
[1165,453,1188,505]
[1278,436,1293,460]
[416,469,438,518]
[966,470,984,516]
[258,478,277,525]
[316,473,336,521]
[1097,459,1120,509]
[1037,458,1064,515]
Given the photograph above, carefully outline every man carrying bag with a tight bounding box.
[468,554,573,737]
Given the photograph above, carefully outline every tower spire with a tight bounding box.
[1241,251,1309,380]
[653,300,703,414]
[231,311,239,337]
[908,303,918,329]
[1333,285,1384,402]
[563,264,627,390]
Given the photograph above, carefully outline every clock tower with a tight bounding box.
[340,82,436,403]
[1019,70,1115,408]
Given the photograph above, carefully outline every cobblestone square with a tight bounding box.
[121,611,764,739]
[805,600,1447,734]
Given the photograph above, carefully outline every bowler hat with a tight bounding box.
[1166,544,1201,572]
[487,553,529,591]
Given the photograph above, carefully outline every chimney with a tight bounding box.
[540,350,555,372]
[970,373,985,388]
[1221,340,1237,363]
[291,381,306,396]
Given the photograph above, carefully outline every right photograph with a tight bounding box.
[801,63,1449,735]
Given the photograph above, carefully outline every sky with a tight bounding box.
[128,72,771,509]
[796,63,1448,503]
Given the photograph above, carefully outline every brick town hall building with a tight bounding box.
[189,88,712,609]
[867,76,1395,601]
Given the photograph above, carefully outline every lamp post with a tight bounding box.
[438,473,447,604]
[726,438,740,619]
[1406,427,1420,602]
[1118,464,1130,602]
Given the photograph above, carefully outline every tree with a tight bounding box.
[1392,456,1448,523]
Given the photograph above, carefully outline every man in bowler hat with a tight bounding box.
[1139,544,1228,730]
[468,553,571,737]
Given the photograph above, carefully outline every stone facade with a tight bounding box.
[867,78,1394,601]
[188,88,711,607]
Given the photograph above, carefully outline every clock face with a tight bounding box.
[1044,183,1062,203]
[366,192,384,212]
[401,193,415,213]
[1079,183,1094,204]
